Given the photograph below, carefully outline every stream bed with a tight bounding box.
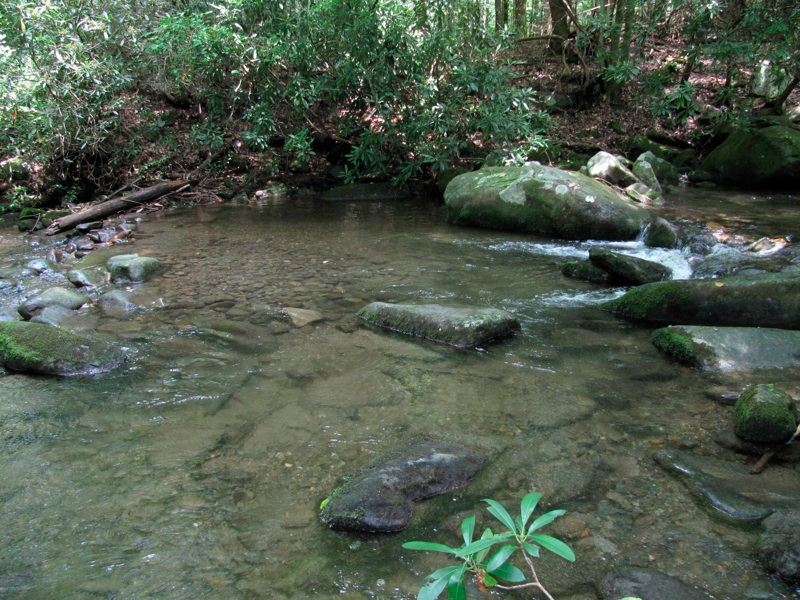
[1,189,799,599]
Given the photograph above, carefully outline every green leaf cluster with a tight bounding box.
[403,493,574,600]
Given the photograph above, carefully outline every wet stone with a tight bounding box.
[654,448,800,527]
[18,286,88,320]
[319,436,485,533]
[600,567,714,600]
[357,302,520,348]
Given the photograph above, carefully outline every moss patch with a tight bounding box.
[651,327,704,366]
[0,322,43,364]
[602,281,691,321]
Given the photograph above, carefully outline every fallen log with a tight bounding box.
[45,179,192,236]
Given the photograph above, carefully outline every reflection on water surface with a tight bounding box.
[0,191,798,599]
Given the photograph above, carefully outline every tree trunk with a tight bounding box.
[495,0,509,30]
[548,0,570,52]
[45,180,192,235]
[768,74,800,115]
[513,0,527,37]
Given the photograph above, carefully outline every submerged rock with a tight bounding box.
[652,325,800,371]
[754,510,800,584]
[319,436,485,533]
[654,449,800,527]
[444,164,654,242]
[734,384,797,444]
[588,247,672,285]
[0,321,125,376]
[357,302,520,347]
[282,307,324,327]
[600,567,713,600]
[602,272,800,329]
[97,290,140,318]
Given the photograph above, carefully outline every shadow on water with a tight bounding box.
[0,190,799,599]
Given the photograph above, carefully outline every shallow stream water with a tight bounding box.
[1,188,799,599]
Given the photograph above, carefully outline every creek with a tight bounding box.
[1,188,799,599]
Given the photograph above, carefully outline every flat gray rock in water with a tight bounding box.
[319,436,485,533]
[652,325,800,371]
[357,302,520,347]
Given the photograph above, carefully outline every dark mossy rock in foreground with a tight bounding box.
[0,321,126,376]
[589,247,672,285]
[734,384,797,444]
[319,436,484,533]
[652,325,800,371]
[655,449,800,527]
[603,272,800,329]
[600,567,713,600]
[444,164,656,242]
[357,302,520,347]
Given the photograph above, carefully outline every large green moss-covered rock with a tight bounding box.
[602,272,800,329]
[699,125,800,189]
[357,302,520,347]
[0,321,125,376]
[734,384,797,443]
[444,164,654,242]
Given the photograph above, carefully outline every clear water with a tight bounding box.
[0,189,798,599]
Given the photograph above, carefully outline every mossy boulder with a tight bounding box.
[643,216,678,249]
[589,247,672,285]
[357,302,520,347]
[734,384,797,443]
[444,164,654,242]
[636,151,680,187]
[602,272,800,329]
[561,260,610,284]
[699,125,800,189]
[0,320,126,376]
[653,325,800,371]
[107,254,164,283]
[319,436,485,533]
[585,151,638,186]
[621,135,696,170]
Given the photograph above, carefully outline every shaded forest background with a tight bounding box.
[0,0,797,209]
